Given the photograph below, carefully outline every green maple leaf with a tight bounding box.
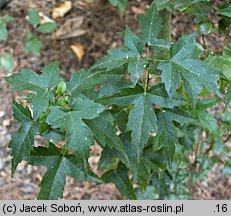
[98,146,121,172]
[91,48,147,87]
[29,144,101,199]
[92,48,137,71]
[84,111,129,165]
[98,81,132,98]
[158,34,218,105]
[156,109,193,162]
[124,25,143,54]
[139,3,162,46]
[67,68,124,96]
[98,84,185,161]
[91,26,147,86]
[102,163,136,199]
[197,110,218,133]
[195,100,219,134]
[128,56,147,86]
[9,102,39,176]
[46,97,105,170]
[155,0,206,12]
[225,84,231,107]
[174,0,199,11]
[212,44,231,81]
[124,26,147,85]
[5,61,61,120]
[98,145,130,172]
[154,0,172,11]
[217,7,231,18]
[120,132,150,191]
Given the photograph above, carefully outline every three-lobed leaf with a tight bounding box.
[91,26,146,87]
[29,144,101,199]
[5,61,61,120]
[84,111,129,165]
[156,109,193,162]
[9,102,39,176]
[102,163,136,199]
[211,44,231,81]
[98,84,185,161]
[139,3,162,46]
[158,34,219,105]
[67,68,124,96]
[46,97,105,171]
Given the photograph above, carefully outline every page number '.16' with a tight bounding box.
[215,204,228,213]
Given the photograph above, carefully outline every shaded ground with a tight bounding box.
[0,0,231,199]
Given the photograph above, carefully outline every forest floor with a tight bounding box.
[0,0,230,199]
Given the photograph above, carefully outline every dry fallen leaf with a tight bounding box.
[39,12,55,24]
[131,6,145,15]
[70,44,85,61]
[3,119,10,127]
[54,16,86,40]
[52,1,72,19]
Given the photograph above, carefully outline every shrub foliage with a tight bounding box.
[6,1,231,199]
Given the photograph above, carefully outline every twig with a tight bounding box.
[144,46,150,93]
[204,144,213,157]
[224,133,231,143]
